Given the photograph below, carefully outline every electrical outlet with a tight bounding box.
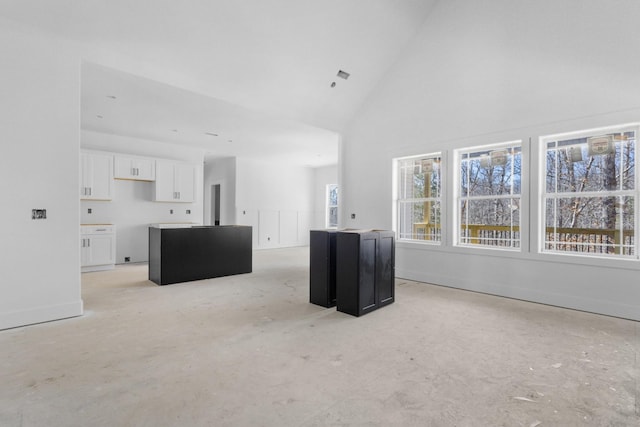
[186,209,191,214]
[88,208,92,214]
[124,257,130,262]
[170,209,174,214]
[351,213,356,219]
[31,209,46,219]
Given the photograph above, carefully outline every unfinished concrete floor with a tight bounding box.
[1,247,638,426]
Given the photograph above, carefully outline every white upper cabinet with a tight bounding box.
[114,155,156,181]
[153,160,196,202]
[80,152,113,200]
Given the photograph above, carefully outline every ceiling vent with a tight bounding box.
[337,70,350,80]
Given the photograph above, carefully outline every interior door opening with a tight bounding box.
[211,184,221,226]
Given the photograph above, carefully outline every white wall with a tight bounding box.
[203,157,236,226]
[312,165,338,229]
[235,158,314,248]
[341,0,640,320]
[82,130,205,163]
[0,21,82,329]
[81,131,204,263]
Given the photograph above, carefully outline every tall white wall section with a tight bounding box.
[341,0,640,320]
[0,21,82,329]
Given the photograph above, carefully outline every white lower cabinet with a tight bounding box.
[81,225,116,272]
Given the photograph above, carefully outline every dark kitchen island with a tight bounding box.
[149,225,252,285]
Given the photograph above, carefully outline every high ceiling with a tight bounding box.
[0,0,437,166]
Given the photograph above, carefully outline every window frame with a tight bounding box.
[539,123,639,259]
[454,140,523,251]
[325,184,338,229]
[393,152,443,244]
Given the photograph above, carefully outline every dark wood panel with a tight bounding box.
[149,225,252,285]
[335,229,395,317]
[309,230,337,307]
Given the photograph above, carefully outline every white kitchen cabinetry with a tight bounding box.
[114,155,156,181]
[153,160,196,202]
[81,225,116,272]
[80,152,113,200]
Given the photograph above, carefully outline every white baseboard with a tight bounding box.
[82,264,115,273]
[0,300,83,330]
[396,268,640,321]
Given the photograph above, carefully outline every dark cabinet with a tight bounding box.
[336,229,395,317]
[149,225,252,285]
[309,230,337,307]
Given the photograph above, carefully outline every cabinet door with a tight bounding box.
[133,158,155,181]
[89,155,113,199]
[114,156,135,179]
[80,238,91,266]
[153,160,176,202]
[115,156,156,181]
[80,154,91,197]
[174,163,196,202]
[376,232,395,307]
[358,235,378,314]
[87,234,115,266]
[81,153,113,200]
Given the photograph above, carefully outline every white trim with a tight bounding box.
[0,301,83,331]
[539,123,639,259]
[325,183,338,229]
[454,140,523,250]
[393,152,443,243]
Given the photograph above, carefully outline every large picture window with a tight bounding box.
[396,154,442,242]
[542,125,637,257]
[457,142,522,249]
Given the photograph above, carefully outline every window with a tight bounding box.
[457,142,522,249]
[542,124,637,257]
[396,154,442,242]
[326,184,338,228]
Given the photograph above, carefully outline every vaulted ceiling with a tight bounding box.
[0,0,437,166]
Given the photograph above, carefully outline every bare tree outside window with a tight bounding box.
[396,154,442,242]
[457,142,522,249]
[543,126,636,257]
[326,184,338,228]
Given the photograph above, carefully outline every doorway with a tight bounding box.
[211,184,221,226]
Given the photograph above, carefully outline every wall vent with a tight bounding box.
[337,70,350,80]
